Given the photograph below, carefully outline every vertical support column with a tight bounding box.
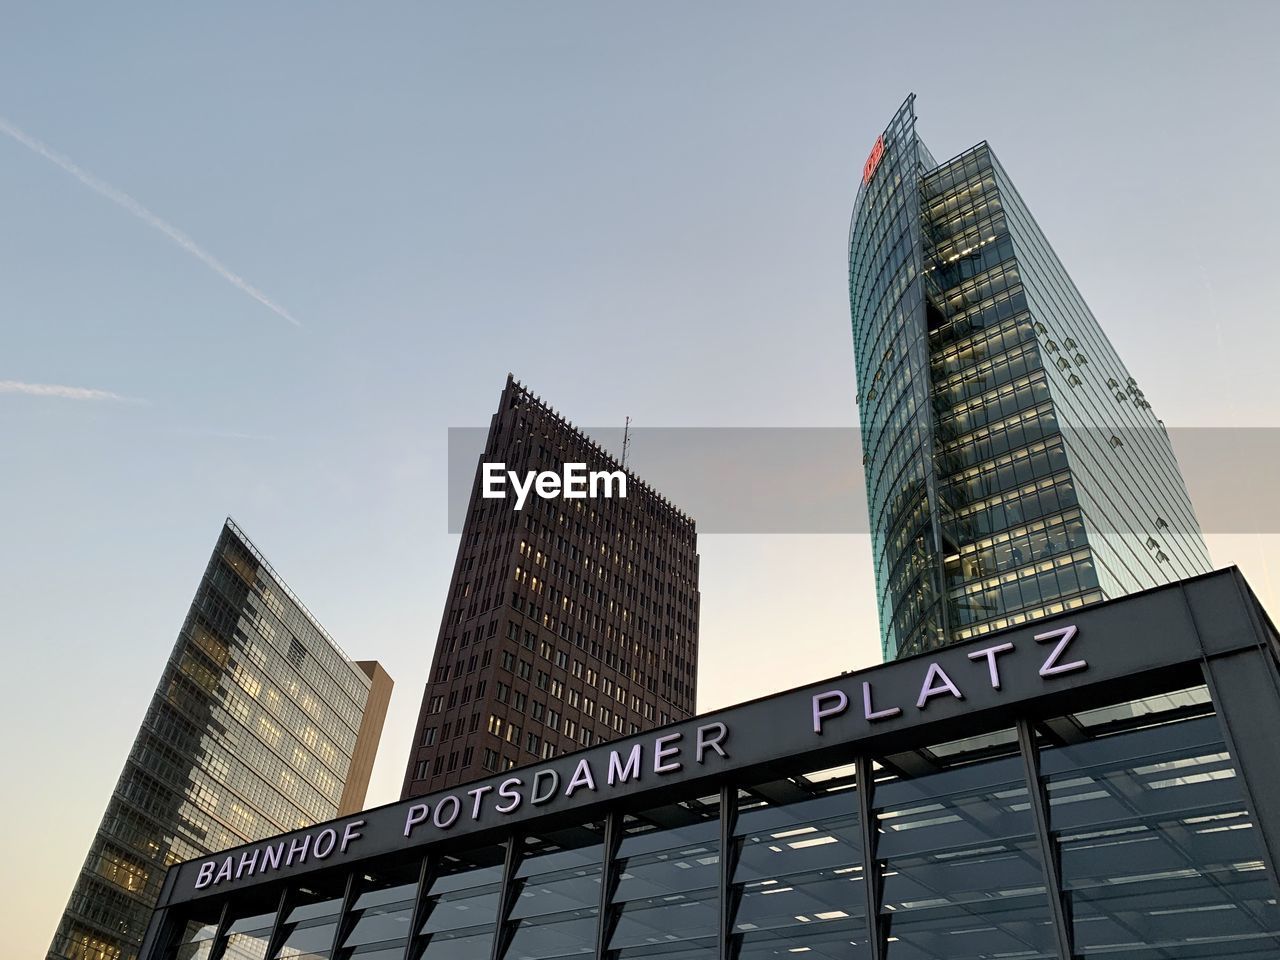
[400,854,432,960]
[1201,649,1280,904]
[1017,718,1074,960]
[717,783,739,960]
[489,834,522,960]
[595,813,623,960]
[855,755,885,960]
[136,906,175,960]
[324,871,358,959]
[138,869,184,960]
[260,885,293,960]
[205,902,232,960]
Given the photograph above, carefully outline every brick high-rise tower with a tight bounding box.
[402,375,700,797]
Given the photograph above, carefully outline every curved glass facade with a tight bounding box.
[848,96,947,658]
[850,97,1210,660]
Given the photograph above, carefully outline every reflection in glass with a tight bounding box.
[504,822,605,960]
[416,844,506,960]
[731,763,870,960]
[874,729,1056,959]
[336,859,421,959]
[1039,686,1280,957]
[607,796,720,960]
[272,878,346,959]
[173,911,222,960]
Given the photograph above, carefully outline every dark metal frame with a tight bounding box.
[137,570,1280,960]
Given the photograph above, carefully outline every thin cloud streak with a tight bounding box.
[0,380,129,401]
[0,115,300,328]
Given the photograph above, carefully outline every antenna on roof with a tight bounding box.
[621,416,632,471]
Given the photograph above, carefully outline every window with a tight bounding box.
[420,726,437,747]
[1035,686,1280,955]
[607,798,720,957]
[873,728,1051,956]
[409,845,505,958]
[732,763,868,957]
[503,823,605,960]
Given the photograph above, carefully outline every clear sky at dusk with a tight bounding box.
[4,2,1279,954]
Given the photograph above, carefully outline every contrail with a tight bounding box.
[0,379,127,401]
[0,115,300,327]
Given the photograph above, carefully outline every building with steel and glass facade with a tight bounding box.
[136,567,1280,960]
[47,520,393,960]
[850,95,1211,660]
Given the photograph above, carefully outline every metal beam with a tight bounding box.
[1016,718,1074,960]
[1201,649,1280,905]
[324,870,358,959]
[855,755,885,960]
[202,902,232,960]
[261,885,292,960]
[594,812,623,960]
[717,784,739,960]
[489,835,521,960]
[400,854,432,960]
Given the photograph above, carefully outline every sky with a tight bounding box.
[3,1,1280,954]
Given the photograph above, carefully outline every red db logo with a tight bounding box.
[862,135,885,185]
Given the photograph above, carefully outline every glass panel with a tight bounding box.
[337,858,423,958]
[272,877,347,959]
[1039,685,1280,957]
[874,728,1056,959]
[212,893,284,960]
[225,909,278,960]
[417,843,506,960]
[170,909,222,960]
[504,822,605,959]
[607,795,720,960]
[732,762,870,960]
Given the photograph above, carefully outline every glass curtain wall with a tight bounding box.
[156,683,1280,960]
[848,94,950,660]
[922,145,1104,646]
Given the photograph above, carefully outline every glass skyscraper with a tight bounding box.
[47,519,393,960]
[849,95,1211,660]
